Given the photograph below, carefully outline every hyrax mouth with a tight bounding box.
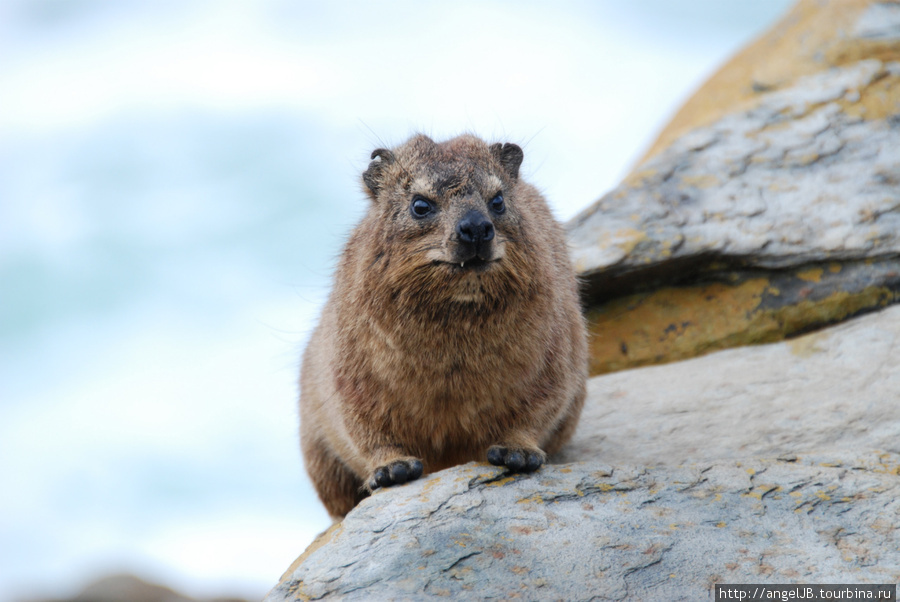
[456,256,494,271]
[434,255,497,273]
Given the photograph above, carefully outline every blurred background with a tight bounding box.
[0,1,794,600]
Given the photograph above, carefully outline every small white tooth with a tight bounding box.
[461,262,465,268]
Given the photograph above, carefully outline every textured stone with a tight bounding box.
[585,258,900,375]
[644,0,900,161]
[566,303,900,465]
[568,0,900,374]
[267,454,900,601]
[568,59,900,279]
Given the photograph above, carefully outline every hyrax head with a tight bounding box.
[361,135,526,288]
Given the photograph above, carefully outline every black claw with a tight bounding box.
[389,461,409,484]
[373,466,391,488]
[505,450,526,471]
[369,458,425,491]
[487,446,507,466]
[487,445,545,473]
[525,452,543,472]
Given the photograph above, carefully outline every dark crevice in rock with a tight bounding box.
[578,251,746,304]
[580,253,900,306]
[442,551,482,573]
[581,254,900,376]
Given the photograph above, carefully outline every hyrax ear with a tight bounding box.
[490,142,524,181]
[362,148,395,199]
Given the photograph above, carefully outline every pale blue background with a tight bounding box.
[0,1,793,599]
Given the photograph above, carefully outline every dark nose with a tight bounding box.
[456,210,494,244]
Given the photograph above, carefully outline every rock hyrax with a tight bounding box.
[299,134,587,518]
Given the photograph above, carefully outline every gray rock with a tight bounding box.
[854,2,900,40]
[567,60,900,281]
[563,304,900,465]
[267,454,900,601]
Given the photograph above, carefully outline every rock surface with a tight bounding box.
[568,0,900,374]
[583,258,900,374]
[563,303,900,465]
[568,59,900,279]
[269,306,900,601]
[267,453,900,601]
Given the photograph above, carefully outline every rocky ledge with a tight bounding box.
[268,453,899,601]
[568,0,900,374]
[268,305,900,601]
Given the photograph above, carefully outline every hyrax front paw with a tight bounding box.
[487,445,545,472]
[367,458,424,491]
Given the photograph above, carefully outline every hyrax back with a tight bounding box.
[299,134,587,518]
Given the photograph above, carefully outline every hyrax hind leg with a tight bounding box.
[543,385,587,456]
[302,437,364,519]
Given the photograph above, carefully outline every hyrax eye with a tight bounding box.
[489,192,506,215]
[410,196,435,218]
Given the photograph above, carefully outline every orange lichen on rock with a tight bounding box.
[585,262,899,376]
[643,0,900,162]
[586,278,770,375]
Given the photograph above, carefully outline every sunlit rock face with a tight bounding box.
[268,454,900,600]
[568,0,900,374]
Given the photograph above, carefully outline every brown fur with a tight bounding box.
[299,134,588,518]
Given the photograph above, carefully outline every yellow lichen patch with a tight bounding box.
[420,477,445,498]
[585,278,771,375]
[622,167,659,188]
[788,331,828,358]
[641,0,895,163]
[453,534,474,547]
[775,287,894,336]
[716,522,727,528]
[797,268,824,283]
[485,476,517,487]
[517,494,544,504]
[586,262,898,375]
[742,485,777,500]
[611,228,647,256]
[842,69,900,121]
[681,174,721,189]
